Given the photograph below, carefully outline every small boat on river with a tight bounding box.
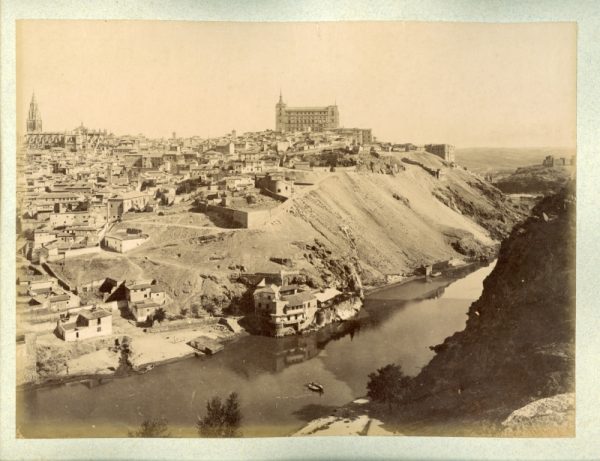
[306,382,324,393]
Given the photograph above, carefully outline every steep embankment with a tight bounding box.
[392,184,576,436]
[494,164,574,195]
[52,151,524,315]
[284,151,523,285]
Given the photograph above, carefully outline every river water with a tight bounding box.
[17,262,495,438]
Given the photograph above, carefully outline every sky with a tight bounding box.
[16,20,576,148]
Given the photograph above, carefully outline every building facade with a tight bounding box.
[253,284,318,337]
[332,128,373,145]
[24,93,106,151]
[124,280,166,323]
[56,308,113,341]
[424,144,456,163]
[275,93,339,133]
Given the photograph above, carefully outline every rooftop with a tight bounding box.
[78,308,112,320]
[105,232,148,241]
[314,287,342,303]
[254,284,280,295]
[50,294,70,302]
[285,106,337,111]
[283,291,316,306]
[126,282,153,290]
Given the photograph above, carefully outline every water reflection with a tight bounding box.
[17,262,495,438]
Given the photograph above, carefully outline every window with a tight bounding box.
[76,332,79,338]
[97,327,101,332]
[97,318,101,324]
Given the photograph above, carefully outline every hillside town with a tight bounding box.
[8,16,580,447]
[17,91,463,384]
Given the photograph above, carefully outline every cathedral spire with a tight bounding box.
[278,89,283,104]
[27,91,42,133]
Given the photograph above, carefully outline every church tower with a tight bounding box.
[275,91,287,132]
[27,92,42,133]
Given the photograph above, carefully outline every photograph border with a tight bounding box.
[1,1,599,460]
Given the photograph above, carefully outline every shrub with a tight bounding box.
[128,417,170,438]
[197,392,242,438]
[366,364,411,410]
[153,308,167,324]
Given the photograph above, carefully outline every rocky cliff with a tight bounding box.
[494,164,574,195]
[394,183,576,436]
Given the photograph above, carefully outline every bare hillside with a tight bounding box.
[56,152,524,314]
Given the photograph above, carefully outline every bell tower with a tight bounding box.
[275,90,287,132]
[27,92,43,133]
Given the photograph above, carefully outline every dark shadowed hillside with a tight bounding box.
[494,164,574,195]
[385,183,576,436]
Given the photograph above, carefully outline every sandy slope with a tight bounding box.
[52,152,523,313]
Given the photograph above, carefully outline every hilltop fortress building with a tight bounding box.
[275,92,339,133]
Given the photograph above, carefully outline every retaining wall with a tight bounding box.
[204,203,281,229]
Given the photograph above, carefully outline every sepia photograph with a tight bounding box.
[11,16,578,445]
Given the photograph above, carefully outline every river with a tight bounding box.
[17,262,495,438]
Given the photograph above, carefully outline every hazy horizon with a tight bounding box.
[17,20,576,148]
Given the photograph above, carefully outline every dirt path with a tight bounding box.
[122,218,239,232]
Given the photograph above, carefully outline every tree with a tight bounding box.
[153,307,167,324]
[203,301,218,317]
[128,417,170,438]
[197,392,242,437]
[366,364,411,410]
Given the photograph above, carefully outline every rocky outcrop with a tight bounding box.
[333,297,362,321]
[501,393,575,436]
[396,184,575,434]
[494,165,573,195]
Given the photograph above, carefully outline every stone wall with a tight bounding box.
[204,203,281,229]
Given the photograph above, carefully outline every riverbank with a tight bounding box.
[18,258,497,438]
[297,188,576,438]
[20,295,363,391]
[364,258,487,297]
[292,397,397,436]
[18,319,245,391]
[20,260,488,392]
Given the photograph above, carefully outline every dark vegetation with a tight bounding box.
[493,165,572,195]
[366,364,411,410]
[128,417,171,438]
[197,392,242,438]
[127,393,242,438]
[365,183,576,435]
